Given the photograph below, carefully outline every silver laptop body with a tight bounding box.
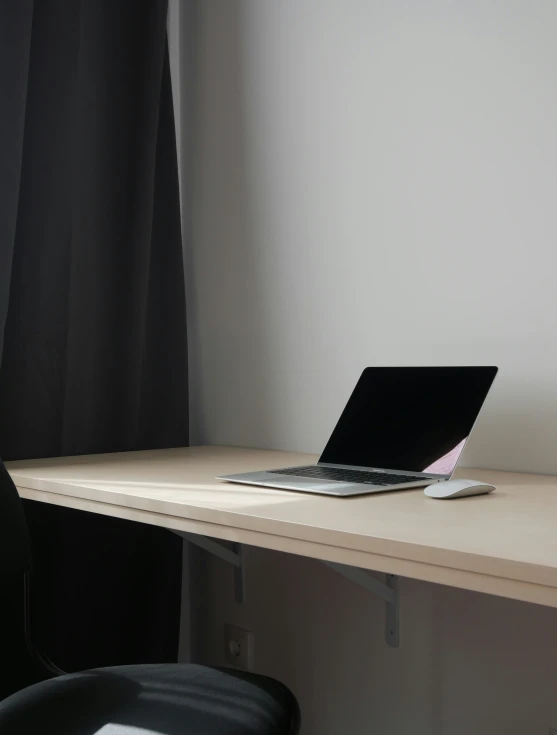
[218,366,498,497]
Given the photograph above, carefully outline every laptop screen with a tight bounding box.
[319,366,498,476]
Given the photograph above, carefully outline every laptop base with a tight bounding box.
[217,470,439,497]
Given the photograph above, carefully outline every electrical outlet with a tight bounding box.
[224,624,253,671]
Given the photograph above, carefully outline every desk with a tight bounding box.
[7,445,557,611]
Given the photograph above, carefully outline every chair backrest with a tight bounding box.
[0,459,31,577]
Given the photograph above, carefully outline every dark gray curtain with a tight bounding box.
[0,0,187,696]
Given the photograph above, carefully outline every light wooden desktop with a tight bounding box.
[7,445,557,609]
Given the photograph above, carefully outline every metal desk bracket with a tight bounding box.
[323,562,399,647]
[173,531,245,604]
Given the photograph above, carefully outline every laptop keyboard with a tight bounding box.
[270,465,425,486]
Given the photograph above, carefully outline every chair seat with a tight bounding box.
[0,663,300,735]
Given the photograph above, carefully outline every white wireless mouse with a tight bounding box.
[424,478,496,499]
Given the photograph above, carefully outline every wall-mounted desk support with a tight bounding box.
[172,531,397,643]
[172,530,398,646]
[174,531,245,604]
[323,562,399,647]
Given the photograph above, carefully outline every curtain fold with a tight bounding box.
[0,0,187,690]
[0,0,188,458]
[0,0,34,362]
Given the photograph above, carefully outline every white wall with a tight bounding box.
[172,2,557,733]
[189,0,557,476]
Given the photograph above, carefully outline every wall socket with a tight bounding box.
[224,624,253,671]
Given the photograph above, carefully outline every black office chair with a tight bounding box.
[0,459,300,734]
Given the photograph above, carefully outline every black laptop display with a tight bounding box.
[320,366,498,475]
[219,366,498,497]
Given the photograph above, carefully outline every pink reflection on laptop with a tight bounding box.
[423,438,466,474]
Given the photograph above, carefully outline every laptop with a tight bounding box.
[218,366,498,497]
